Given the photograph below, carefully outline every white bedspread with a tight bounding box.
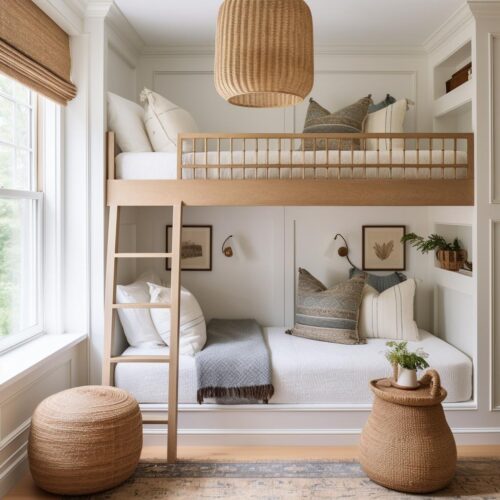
[115,150,468,180]
[114,328,472,404]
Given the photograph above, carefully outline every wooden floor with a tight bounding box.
[6,445,500,499]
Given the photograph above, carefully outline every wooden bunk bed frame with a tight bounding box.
[103,130,474,463]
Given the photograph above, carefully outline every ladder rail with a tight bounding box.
[167,202,183,463]
[103,205,120,386]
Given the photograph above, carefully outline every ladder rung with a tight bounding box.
[112,303,171,309]
[111,355,170,363]
[115,253,173,258]
[142,419,169,424]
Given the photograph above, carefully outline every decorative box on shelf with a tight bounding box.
[446,62,472,93]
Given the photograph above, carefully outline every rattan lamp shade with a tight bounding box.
[214,0,314,108]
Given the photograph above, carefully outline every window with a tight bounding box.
[0,73,42,349]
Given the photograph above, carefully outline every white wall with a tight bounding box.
[130,206,434,331]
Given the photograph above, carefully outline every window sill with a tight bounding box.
[0,332,87,389]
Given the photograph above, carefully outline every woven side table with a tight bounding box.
[359,370,456,494]
[28,385,142,495]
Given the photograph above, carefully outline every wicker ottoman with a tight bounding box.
[359,370,456,494]
[28,385,142,495]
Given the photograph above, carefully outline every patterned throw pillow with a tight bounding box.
[287,268,366,345]
[349,267,406,293]
[301,96,373,150]
[368,93,396,113]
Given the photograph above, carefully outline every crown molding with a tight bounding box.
[83,0,113,19]
[32,0,85,35]
[468,0,500,17]
[423,3,473,53]
[141,43,426,58]
[106,3,145,57]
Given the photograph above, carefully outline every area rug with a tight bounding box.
[72,459,500,499]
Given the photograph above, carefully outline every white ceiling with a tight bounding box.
[114,0,466,48]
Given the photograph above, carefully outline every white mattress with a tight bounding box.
[114,328,472,404]
[115,150,468,180]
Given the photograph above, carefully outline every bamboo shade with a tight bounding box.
[0,0,77,104]
[214,0,314,108]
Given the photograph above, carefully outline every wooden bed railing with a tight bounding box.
[176,132,474,181]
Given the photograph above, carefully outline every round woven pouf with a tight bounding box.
[28,385,142,495]
[359,370,456,494]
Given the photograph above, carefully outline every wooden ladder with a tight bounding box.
[102,202,183,463]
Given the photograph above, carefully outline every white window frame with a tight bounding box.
[0,82,62,354]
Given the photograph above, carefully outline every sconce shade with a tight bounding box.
[214,0,314,108]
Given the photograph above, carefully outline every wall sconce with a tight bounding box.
[222,235,234,257]
[334,233,359,269]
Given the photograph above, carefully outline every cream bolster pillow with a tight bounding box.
[148,283,207,356]
[116,271,164,347]
[364,98,408,151]
[140,88,199,153]
[107,92,152,152]
[358,278,419,341]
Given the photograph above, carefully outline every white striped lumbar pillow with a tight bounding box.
[358,278,419,341]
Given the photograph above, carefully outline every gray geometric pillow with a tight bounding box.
[287,268,366,345]
[301,96,373,150]
[368,93,396,113]
[349,267,406,293]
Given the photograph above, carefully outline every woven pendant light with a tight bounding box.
[215,0,314,108]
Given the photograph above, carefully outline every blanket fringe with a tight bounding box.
[197,384,275,404]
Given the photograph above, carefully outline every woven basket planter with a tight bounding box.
[359,370,456,494]
[28,386,142,495]
[436,249,467,271]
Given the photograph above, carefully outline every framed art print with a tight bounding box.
[362,225,406,271]
[166,225,212,271]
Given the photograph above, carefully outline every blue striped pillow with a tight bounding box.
[288,269,366,345]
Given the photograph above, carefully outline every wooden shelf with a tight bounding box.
[434,80,472,118]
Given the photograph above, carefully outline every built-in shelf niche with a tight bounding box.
[433,40,472,100]
[434,222,473,276]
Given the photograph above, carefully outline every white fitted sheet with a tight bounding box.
[114,328,472,404]
[115,150,468,180]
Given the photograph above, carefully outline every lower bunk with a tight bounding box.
[115,327,472,405]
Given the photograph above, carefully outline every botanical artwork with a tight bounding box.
[363,226,406,271]
[166,225,212,271]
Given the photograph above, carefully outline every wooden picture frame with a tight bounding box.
[166,225,212,271]
[362,225,406,271]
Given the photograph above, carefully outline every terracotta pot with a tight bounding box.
[436,249,467,271]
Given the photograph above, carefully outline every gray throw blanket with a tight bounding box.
[195,319,274,404]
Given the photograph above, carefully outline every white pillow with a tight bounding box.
[140,88,198,153]
[107,92,152,152]
[364,99,408,151]
[148,283,206,356]
[116,271,164,347]
[358,279,419,341]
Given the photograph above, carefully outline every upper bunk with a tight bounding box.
[106,131,474,207]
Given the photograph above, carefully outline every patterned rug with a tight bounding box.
[73,459,500,499]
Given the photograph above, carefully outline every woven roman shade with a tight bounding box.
[0,0,76,104]
[214,0,314,108]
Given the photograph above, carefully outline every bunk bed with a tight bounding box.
[103,130,474,463]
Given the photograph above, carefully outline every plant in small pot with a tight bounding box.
[401,232,467,272]
[385,341,429,389]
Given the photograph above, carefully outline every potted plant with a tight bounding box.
[384,341,429,389]
[401,232,467,272]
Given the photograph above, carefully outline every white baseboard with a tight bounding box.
[142,426,500,447]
